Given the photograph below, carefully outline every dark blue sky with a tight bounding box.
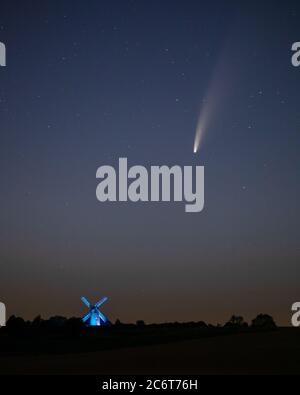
[0,0,299,325]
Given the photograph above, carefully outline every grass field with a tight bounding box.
[0,328,299,375]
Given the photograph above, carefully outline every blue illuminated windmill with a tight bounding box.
[81,296,109,327]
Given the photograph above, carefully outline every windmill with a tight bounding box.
[81,296,109,327]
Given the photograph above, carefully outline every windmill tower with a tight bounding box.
[81,296,108,327]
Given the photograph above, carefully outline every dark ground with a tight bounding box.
[0,328,299,375]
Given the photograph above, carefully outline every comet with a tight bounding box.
[193,109,208,154]
[193,41,234,154]
[193,96,213,154]
[193,81,218,154]
[193,126,202,154]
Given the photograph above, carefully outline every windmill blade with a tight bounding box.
[81,296,91,308]
[97,309,107,323]
[95,297,108,308]
[82,313,91,323]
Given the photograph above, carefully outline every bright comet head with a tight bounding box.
[193,123,203,154]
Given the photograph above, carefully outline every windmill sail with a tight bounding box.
[81,296,108,327]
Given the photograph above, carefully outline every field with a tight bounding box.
[0,327,299,375]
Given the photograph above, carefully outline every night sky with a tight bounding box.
[0,0,299,325]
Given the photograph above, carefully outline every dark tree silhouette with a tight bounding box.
[251,314,277,329]
[6,315,26,331]
[66,317,85,332]
[32,315,43,328]
[47,316,67,328]
[225,315,247,328]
